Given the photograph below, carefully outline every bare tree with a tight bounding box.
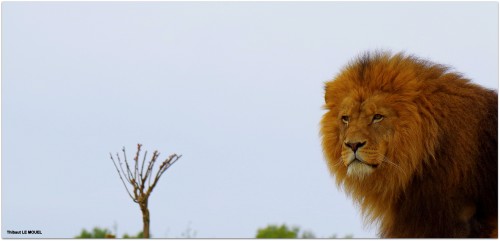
[110,143,181,238]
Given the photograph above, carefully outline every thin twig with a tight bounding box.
[110,153,138,203]
[134,144,142,186]
[148,154,181,195]
[116,153,131,184]
[147,151,158,188]
[122,147,134,182]
[140,150,148,188]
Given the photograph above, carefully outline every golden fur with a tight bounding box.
[320,52,498,238]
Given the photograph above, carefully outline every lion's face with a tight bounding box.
[337,94,396,179]
[323,91,398,179]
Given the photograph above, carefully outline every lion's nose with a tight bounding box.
[344,141,366,152]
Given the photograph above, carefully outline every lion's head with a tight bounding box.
[320,51,498,238]
[322,52,439,189]
[320,51,447,222]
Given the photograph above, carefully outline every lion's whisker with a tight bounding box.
[378,154,407,177]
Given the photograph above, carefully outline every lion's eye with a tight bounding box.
[372,114,384,123]
[341,115,349,124]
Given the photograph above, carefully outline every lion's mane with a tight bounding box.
[320,52,497,238]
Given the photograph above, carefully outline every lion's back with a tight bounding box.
[392,70,498,238]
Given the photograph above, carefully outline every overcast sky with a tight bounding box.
[2,2,498,238]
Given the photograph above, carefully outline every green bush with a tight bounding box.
[256,224,299,238]
[75,227,113,238]
[256,224,353,239]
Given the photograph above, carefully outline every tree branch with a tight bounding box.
[122,147,135,183]
[110,153,138,203]
[147,154,181,196]
[140,150,148,188]
[134,144,142,187]
[146,151,159,189]
[115,152,132,184]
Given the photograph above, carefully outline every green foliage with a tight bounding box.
[256,224,353,239]
[75,227,113,238]
[256,224,299,238]
[76,227,147,239]
[123,231,145,238]
[76,224,352,239]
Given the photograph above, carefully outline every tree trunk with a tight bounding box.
[140,201,150,238]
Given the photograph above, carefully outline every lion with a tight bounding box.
[320,51,498,238]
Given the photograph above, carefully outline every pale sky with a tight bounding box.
[2,2,498,238]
